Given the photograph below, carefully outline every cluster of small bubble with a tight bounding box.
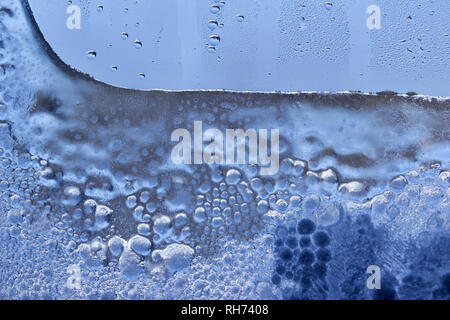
[271,218,332,299]
[30,162,194,282]
[270,160,450,300]
[108,164,266,261]
[3,96,449,300]
[156,237,275,299]
[45,151,340,285]
[0,1,39,114]
[1,124,38,238]
[343,162,449,239]
[0,118,82,298]
[188,165,268,255]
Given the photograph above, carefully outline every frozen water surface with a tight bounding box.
[0,1,448,299]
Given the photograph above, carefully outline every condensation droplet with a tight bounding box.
[208,20,218,31]
[236,15,244,22]
[210,5,220,14]
[121,32,128,40]
[134,40,143,49]
[87,50,97,60]
[138,73,146,79]
[209,35,221,46]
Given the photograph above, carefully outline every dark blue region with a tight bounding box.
[271,215,450,300]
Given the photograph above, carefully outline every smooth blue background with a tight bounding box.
[28,0,450,96]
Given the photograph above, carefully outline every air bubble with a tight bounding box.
[193,207,207,224]
[126,195,137,209]
[175,212,188,227]
[153,215,172,236]
[140,190,151,203]
[297,219,316,235]
[129,235,152,256]
[108,236,125,257]
[298,249,315,265]
[225,169,241,185]
[137,223,151,236]
[312,231,330,247]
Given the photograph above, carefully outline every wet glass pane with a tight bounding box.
[0,0,448,301]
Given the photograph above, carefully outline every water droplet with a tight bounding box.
[111,66,118,72]
[325,2,333,10]
[236,15,244,22]
[208,46,216,53]
[134,40,142,49]
[138,73,146,79]
[210,5,220,14]
[208,20,218,30]
[97,5,103,12]
[121,32,128,40]
[209,35,221,46]
[87,50,97,60]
